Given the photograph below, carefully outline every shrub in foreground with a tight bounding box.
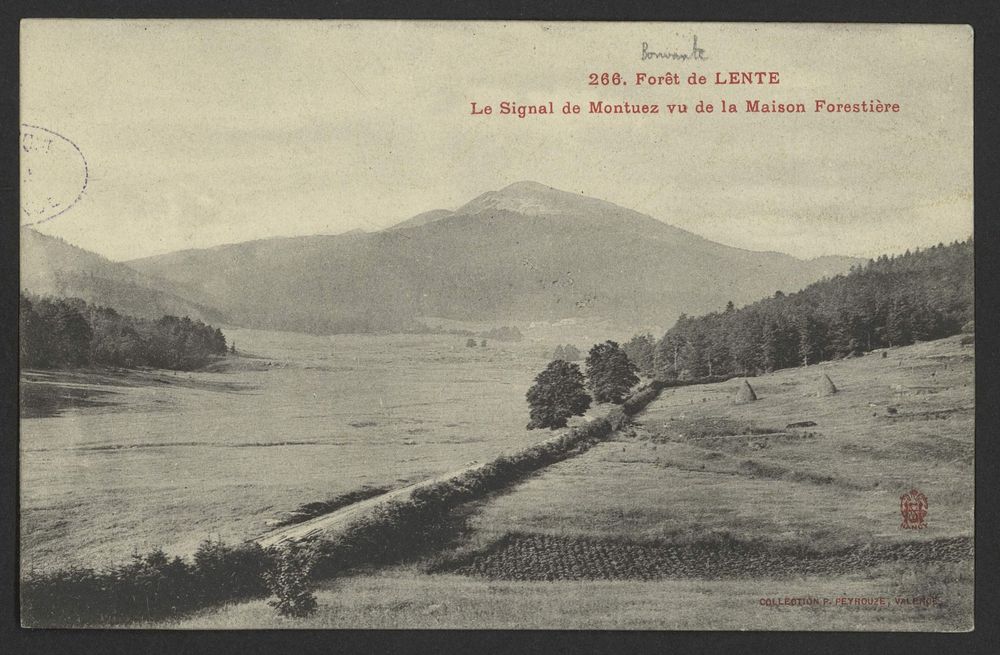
[21,540,275,627]
[264,541,318,618]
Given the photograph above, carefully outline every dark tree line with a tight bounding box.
[20,293,228,371]
[641,239,972,381]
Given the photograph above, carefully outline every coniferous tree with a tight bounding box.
[797,315,822,366]
[678,331,706,379]
[653,333,680,380]
[728,319,758,376]
[759,321,777,373]
[885,299,912,347]
[708,323,733,377]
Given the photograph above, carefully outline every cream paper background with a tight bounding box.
[21,21,972,261]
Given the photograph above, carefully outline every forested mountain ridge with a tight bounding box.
[127,182,861,334]
[21,228,226,323]
[621,239,974,380]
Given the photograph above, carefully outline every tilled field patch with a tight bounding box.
[433,533,972,581]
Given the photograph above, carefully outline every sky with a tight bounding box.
[21,21,972,262]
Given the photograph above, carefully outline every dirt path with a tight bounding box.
[255,462,487,548]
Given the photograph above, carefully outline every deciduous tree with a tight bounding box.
[526,360,591,430]
[585,340,639,403]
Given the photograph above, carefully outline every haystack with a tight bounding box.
[734,379,757,404]
[816,373,837,397]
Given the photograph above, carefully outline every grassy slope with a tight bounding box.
[162,335,973,630]
[463,335,973,549]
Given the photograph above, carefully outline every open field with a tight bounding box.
[22,331,974,630]
[20,326,593,573]
[162,335,973,630]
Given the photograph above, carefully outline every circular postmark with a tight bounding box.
[21,124,88,226]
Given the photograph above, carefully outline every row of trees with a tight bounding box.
[526,340,639,429]
[625,239,973,380]
[20,293,229,371]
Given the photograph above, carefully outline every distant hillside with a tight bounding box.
[127,182,860,335]
[387,209,455,231]
[21,228,226,323]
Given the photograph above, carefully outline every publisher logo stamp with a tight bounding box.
[900,488,928,529]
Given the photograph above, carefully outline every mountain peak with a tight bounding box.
[499,180,557,194]
[124,183,862,333]
[457,181,617,217]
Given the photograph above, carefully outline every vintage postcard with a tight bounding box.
[19,21,973,630]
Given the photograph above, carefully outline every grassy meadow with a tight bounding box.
[159,335,973,630]
[20,326,974,630]
[461,336,973,550]
[19,325,593,574]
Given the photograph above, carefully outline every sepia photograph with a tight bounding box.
[18,20,973,630]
